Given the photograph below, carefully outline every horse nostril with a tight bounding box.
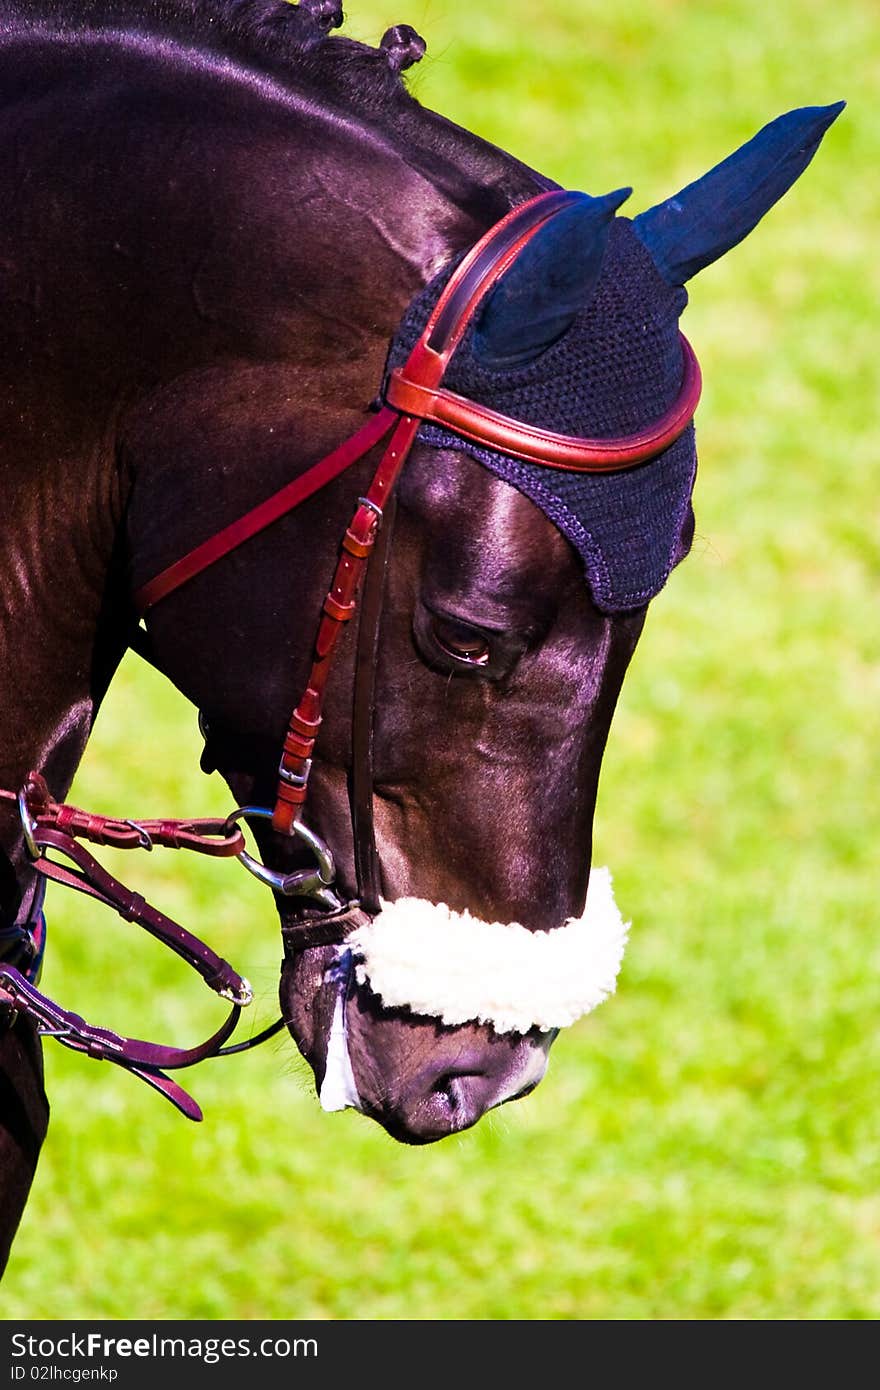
[430,1071,472,1116]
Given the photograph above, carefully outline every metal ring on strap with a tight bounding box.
[225,806,342,908]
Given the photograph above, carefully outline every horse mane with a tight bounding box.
[0,0,549,214]
[0,1,421,113]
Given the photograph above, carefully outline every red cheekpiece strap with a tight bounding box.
[271,412,423,835]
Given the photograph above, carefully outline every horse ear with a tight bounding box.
[474,189,632,368]
[632,102,845,285]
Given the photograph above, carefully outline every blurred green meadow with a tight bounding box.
[3,0,878,1320]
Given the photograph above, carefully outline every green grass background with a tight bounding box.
[3,0,877,1320]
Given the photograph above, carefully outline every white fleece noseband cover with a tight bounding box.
[348,866,629,1035]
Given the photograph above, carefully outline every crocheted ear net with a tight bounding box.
[385,217,697,613]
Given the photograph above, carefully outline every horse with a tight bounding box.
[0,0,842,1274]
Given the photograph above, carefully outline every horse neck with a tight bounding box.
[0,24,546,815]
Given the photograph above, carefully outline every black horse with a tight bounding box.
[0,0,841,1273]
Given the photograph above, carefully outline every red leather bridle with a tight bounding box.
[135,188,701,869]
[0,190,701,1117]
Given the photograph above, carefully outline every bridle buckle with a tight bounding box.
[278,760,312,789]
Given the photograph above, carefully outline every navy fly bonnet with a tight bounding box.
[385,100,846,612]
[386,218,695,614]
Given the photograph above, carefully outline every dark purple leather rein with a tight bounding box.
[0,775,265,1120]
[0,191,702,1120]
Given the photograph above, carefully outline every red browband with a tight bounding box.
[134,189,702,836]
[385,334,700,473]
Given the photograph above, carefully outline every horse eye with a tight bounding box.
[430,616,491,666]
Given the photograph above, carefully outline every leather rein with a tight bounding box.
[0,190,701,1120]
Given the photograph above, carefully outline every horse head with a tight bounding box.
[129,102,841,1143]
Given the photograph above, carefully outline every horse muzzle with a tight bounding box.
[285,941,556,1144]
[279,868,628,1143]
